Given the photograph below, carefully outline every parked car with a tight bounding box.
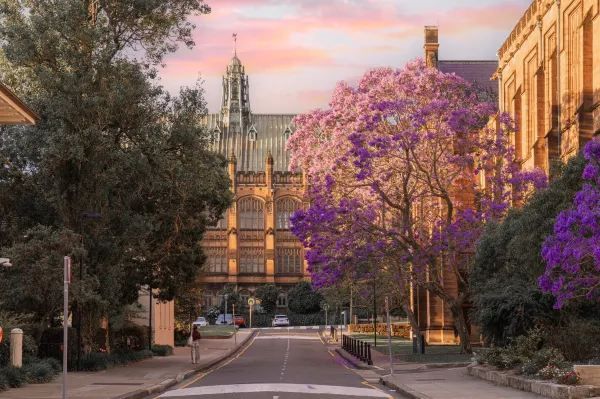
[233,315,246,328]
[215,313,233,325]
[192,317,207,327]
[272,314,290,327]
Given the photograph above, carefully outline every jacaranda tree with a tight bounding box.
[288,60,546,352]
[540,139,600,308]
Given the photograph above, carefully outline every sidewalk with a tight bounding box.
[381,365,546,399]
[0,330,254,399]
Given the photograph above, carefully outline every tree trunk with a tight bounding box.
[450,301,472,354]
[402,302,423,353]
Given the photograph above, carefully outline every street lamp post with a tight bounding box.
[224,294,228,325]
[373,276,377,348]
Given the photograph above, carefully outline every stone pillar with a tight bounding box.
[424,26,439,68]
[228,152,238,281]
[10,328,23,368]
[265,152,275,283]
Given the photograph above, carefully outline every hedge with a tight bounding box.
[349,323,411,338]
[151,345,173,357]
[0,358,61,391]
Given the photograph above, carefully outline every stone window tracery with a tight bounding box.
[205,247,228,274]
[239,197,264,230]
[276,248,302,274]
[239,248,264,274]
[276,197,301,230]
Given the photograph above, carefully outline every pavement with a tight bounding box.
[332,331,548,399]
[155,329,401,399]
[0,330,254,399]
[380,366,546,399]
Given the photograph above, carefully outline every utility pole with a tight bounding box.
[148,288,152,350]
[63,256,71,399]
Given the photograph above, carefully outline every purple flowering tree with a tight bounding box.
[540,139,600,308]
[289,60,546,353]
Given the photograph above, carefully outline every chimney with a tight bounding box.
[424,26,439,68]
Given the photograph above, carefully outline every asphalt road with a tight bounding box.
[158,329,401,399]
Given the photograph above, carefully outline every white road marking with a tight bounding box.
[159,383,390,397]
[255,336,320,340]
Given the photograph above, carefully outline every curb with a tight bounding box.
[468,364,600,399]
[114,330,258,399]
[421,361,473,369]
[334,348,377,370]
[379,377,433,399]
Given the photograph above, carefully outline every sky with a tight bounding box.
[160,0,532,114]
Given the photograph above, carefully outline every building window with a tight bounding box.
[277,293,288,307]
[213,127,221,142]
[239,197,264,230]
[276,248,302,274]
[276,197,301,230]
[283,126,292,141]
[208,212,227,230]
[205,248,228,274]
[239,248,264,274]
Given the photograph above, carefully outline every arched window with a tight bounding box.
[276,197,301,230]
[239,248,264,274]
[276,248,302,274]
[239,197,264,230]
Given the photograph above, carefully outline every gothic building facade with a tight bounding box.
[495,0,599,175]
[199,54,309,310]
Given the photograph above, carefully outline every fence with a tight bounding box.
[342,334,372,365]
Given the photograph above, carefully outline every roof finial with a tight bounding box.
[232,33,238,57]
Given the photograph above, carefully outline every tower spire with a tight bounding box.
[232,33,237,57]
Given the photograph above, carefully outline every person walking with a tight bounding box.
[191,325,201,364]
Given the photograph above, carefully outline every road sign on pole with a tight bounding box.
[248,298,255,329]
[63,256,71,399]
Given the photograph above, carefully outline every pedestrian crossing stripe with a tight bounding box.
[159,383,390,398]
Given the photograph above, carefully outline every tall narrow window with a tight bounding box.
[239,248,264,274]
[239,197,264,230]
[204,248,228,274]
[276,197,301,230]
[276,248,302,274]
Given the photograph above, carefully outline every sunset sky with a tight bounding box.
[160,0,531,114]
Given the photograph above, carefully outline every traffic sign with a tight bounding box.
[247,298,255,306]
[321,302,330,311]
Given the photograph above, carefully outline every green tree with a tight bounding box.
[174,281,203,330]
[471,156,596,345]
[0,0,231,348]
[255,285,279,314]
[288,281,323,314]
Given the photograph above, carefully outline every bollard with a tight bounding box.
[10,328,23,368]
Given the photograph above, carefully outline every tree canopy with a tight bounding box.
[0,0,231,343]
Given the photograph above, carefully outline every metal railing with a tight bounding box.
[342,334,372,365]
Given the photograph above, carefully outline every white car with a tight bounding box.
[272,315,290,327]
[192,317,208,327]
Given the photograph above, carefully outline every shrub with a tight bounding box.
[110,325,148,353]
[543,318,600,362]
[0,366,27,388]
[537,364,561,380]
[23,361,56,383]
[151,345,173,357]
[556,370,581,385]
[41,357,62,372]
[0,373,8,391]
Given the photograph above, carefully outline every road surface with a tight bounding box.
[157,329,401,399]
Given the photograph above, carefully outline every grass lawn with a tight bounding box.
[350,333,473,363]
[198,325,237,338]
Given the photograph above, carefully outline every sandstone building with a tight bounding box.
[419,26,498,344]
[496,0,599,174]
[199,53,308,311]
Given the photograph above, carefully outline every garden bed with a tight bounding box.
[468,364,600,399]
